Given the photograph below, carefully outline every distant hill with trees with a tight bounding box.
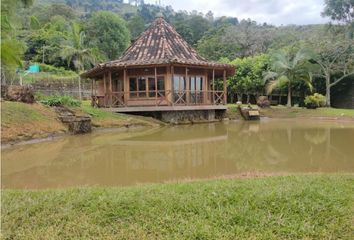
[1,0,353,107]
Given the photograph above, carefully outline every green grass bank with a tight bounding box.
[2,175,353,239]
[227,104,354,120]
[1,101,161,143]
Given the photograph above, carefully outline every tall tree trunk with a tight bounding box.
[237,93,243,103]
[246,94,250,104]
[287,83,292,107]
[325,75,331,107]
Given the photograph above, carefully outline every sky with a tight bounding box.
[143,0,330,26]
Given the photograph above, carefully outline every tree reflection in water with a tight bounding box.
[2,120,354,189]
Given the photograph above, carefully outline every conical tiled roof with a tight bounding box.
[112,17,210,65]
[83,17,233,77]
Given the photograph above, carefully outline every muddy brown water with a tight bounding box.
[2,119,354,189]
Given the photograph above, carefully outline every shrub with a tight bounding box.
[257,96,271,108]
[40,95,81,107]
[38,63,77,76]
[304,93,326,109]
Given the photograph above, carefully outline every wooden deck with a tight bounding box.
[103,105,228,113]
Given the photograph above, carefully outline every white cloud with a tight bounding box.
[143,0,330,25]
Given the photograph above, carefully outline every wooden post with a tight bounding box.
[108,70,112,107]
[103,73,107,107]
[223,69,227,104]
[203,69,207,105]
[212,69,215,104]
[171,65,174,106]
[94,78,97,96]
[123,68,128,106]
[185,67,189,105]
[155,67,158,106]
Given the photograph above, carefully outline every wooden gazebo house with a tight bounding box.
[82,16,235,121]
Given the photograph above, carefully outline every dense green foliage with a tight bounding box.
[228,54,271,102]
[1,0,353,106]
[264,49,314,107]
[39,95,81,107]
[85,11,130,59]
[304,93,326,108]
[2,175,354,239]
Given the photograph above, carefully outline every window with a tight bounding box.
[148,78,156,97]
[157,77,165,96]
[190,76,203,92]
[138,77,146,97]
[129,76,165,98]
[173,75,186,91]
[190,76,204,104]
[129,77,137,97]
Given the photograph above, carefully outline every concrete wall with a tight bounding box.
[160,110,216,123]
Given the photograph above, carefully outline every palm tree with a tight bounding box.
[1,0,33,84]
[264,49,313,107]
[61,22,96,99]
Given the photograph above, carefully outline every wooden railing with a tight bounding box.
[92,90,225,108]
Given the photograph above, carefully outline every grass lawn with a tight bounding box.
[227,104,354,120]
[1,101,161,143]
[2,175,353,239]
[1,101,66,142]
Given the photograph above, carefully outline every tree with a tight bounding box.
[127,15,146,39]
[264,49,313,107]
[229,54,271,103]
[85,11,130,60]
[308,37,354,106]
[25,16,71,67]
[322,0,354,38]
[223,20,276,58]
[61,22,97,99]
[197,26,239,60]
[1,0,33,83]
[34,3,77,24]
[322,0,354,23]
[174,14,211,46]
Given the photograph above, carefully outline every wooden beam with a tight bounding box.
[94,78,97,96]
[212,69,215,103]
[185,67,190,105]
[223,69,227,104]
[155,67,158,106]
[171,65,174,106]
[108,70,112,107]
[103,73,107,107]
[203,69,207,104]
[123,68,128,105]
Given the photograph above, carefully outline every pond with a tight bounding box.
[2,119,354,189]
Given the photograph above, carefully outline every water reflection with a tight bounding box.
[2,120,354,189]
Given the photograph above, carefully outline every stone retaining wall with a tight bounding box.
[31,80,92,99]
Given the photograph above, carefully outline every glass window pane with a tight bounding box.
[138,77,146,97]
[173,75,186,91]
[148,77,156,97]
[196,76,203,91]
[190,76,195,92]
[157,77,165,96]
[173,76,179,91]
[180,77,185,90]
[157,77,164,90]
[129,78,137,98]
